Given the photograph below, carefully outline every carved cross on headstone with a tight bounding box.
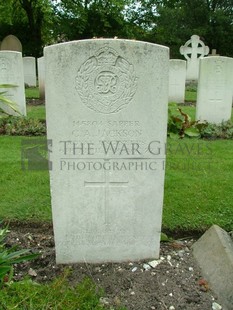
[85,171,128,225]
[180,35,209,80]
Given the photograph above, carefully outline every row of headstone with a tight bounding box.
[168,55,233,123]
[0,35,38,88]
[0,52,46,114]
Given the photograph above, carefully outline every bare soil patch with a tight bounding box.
[6,222,218,310]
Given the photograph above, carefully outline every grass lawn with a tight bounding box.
[1,88,233,231]
[27,105,46,119]
[0,136,51,221]
[0,134,232,232]
[163,138,233,231]
[185,90,196,102]
[0,90,232,231]
[25,87,39,99]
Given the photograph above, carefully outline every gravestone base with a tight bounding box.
[192,225,233,310]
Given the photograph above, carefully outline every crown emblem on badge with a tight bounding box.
[95,46,118,66]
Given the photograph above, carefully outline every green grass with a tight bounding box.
[163,138,233,231]
[0,134,232,231]
[25,87,39,99]
[0,136,51,221]
[0,273,126,309]
[27,105,46,119]
[185,90,197,102]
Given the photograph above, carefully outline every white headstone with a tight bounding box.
[1,35,22,53]
[180,35,209,81]
[169,59,186,103]
[196,56,233,124]
[23,56,37,87]
[0,51,26,116]
[37,56,45,99]
[45,39,169,263]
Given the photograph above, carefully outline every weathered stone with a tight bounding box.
[1,35,22,53]
[44,39,169,263]
[23,56,37,87]
[196,56,233,124]
[169,59,186,103]
[192,225,233,310]
[0,51,26,116]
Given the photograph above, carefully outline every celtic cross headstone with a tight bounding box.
[180,34,209,80]
[44,39,169,263]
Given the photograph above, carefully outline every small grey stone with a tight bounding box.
[28,268,37,277]
[99,297,110,306]
[143,263,151,271]
[148,260,162,268]
[177,250,185,257]
[212,302,222,310]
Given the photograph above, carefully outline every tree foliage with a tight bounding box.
[0,0,54,57]
[0,0,232,57]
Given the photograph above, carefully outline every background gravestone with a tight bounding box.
[196,56,233,124]
[37,56,45,99]
[45,39,169,263]
[1,35,22,53]
[169,59,186,103]
[23,56,37,87]
[0,51,26,116]
[180,34,209,81]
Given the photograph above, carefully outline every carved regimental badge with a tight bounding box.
[76,46,137,114]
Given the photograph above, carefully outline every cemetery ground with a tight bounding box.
[0,87,232,309]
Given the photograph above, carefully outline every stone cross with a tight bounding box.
[180,35,209,80]
[85,171,128,225]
